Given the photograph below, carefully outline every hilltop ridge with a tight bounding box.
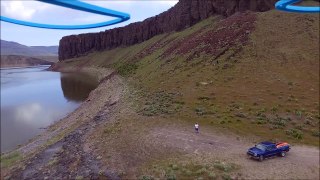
[59,0,277,60]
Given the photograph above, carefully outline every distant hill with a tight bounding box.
[1,55,54,68]
[0,40,58,67]
[1,40,58,56]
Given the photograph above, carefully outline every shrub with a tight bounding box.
[198,96,210,101]
[269,124,283,130]
[195,168,207,175]
[257,120,267,125]
[170,164,179,170]
[140,175,154,180]
[75,176,84,180]
[295,110,303,118]
[271,106,278,113]
[195,107,206,116]
[116,63,138,76]
[271,117,286,127]
[311,131,320,137]
[304,120,314,126]
[286,129,303,139]
[165,173,176,180]
[221,174,232,180]
[208,172,217,179]
[295,125,304,130]
[220,120,226,124]
[213,161,233,172]
[184,170,192,176]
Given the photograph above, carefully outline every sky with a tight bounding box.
[0,0,178,46]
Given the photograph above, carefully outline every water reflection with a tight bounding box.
[60,73,98,102]
[0,66,98,152]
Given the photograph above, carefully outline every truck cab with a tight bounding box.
[247,141,290,161]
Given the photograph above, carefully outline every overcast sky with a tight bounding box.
[0,0,178,46]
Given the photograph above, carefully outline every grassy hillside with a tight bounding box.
[54,7,319,148]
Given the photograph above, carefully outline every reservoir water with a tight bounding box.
[0,66,98,153]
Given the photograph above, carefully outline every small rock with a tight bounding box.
[199,82,209,85]
[96,156,102,160]
[235,112,246,118]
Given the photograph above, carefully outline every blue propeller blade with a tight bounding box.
[275,0,320,13]
[0,0,130,30]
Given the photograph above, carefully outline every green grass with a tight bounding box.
[1,152,22,168]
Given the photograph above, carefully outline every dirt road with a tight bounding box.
[151,126,320,179]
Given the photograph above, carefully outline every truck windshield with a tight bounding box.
[256,144,266,151]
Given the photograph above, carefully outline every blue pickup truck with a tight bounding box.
[247,141,291,161]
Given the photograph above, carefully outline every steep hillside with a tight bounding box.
[1,40,58,56]
[53,6,319,147]
[58,0,277,60]
[45,6,320,178]
[1,55,54,68]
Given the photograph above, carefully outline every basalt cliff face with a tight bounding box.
[59,0,277,61]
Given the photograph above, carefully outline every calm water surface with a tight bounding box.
[1,66,98,153]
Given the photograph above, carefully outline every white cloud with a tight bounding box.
[0,1,48,20]
[15,103,42,124]
[0,0,179,46]
[158,1,179,6]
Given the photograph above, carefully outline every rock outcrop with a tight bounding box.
[59,0,277,60]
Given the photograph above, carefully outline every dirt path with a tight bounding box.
[150,126,320,179]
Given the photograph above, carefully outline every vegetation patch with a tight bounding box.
[140,91,183,116]
[144,160,237,180]
[1,152,22,168]
[116,63,138,76]
[103,121,122,134]
[286,128,303,139]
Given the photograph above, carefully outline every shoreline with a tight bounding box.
[1,64,124,178]
[0,65,102,154]
[0,65,51,70]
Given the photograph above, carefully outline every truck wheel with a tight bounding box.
[259,155,264,161]
[280,151,286,157]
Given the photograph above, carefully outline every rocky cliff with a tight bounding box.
[59,0,277,60]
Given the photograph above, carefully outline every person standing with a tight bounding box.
[195,123,199,133]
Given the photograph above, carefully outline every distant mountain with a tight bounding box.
[1,55,54,68]
[1,40,58,56]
